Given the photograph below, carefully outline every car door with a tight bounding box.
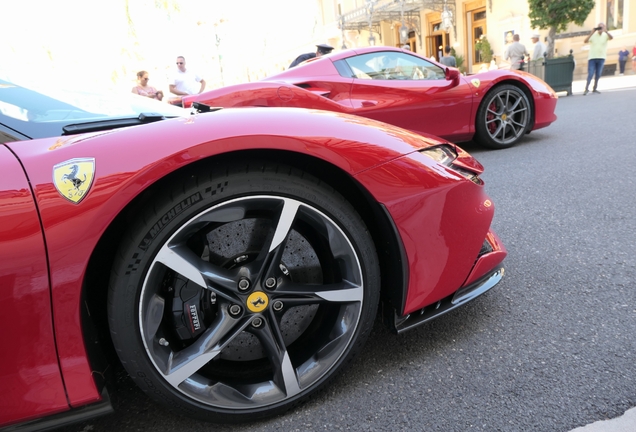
[339,51,474,141]
[0,143,68,427]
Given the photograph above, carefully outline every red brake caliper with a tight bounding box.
[487,102,497,134]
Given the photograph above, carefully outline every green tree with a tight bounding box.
[528,0,594,58]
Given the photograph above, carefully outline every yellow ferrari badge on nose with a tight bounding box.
[53,158,95,204]
[471,78,481,88]
[247,291,269,313]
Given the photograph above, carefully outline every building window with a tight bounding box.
[607,0,623,30]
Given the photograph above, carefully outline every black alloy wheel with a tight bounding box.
[108,162,380,423]
[475,84,531,149]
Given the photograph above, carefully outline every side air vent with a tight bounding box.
[294,84,331,98]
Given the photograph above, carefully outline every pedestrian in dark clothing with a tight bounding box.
[618,47,629,75]
[289,44,334,68]
[439,46,456,67]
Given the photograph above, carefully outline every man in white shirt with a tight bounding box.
[531,34,546,61]
[169,56,206,97]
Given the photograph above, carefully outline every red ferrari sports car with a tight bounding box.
[0,78,505,429]
[184,46,558,149]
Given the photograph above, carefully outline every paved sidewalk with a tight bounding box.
[569,72,636,95]
[571,407,636,432]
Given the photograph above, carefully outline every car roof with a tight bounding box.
[265,46,445,81]
[328,46,408,60]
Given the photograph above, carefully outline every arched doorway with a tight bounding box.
[426,20,449,62]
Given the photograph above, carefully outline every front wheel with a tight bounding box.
[108,162,380,423]
[474,84,532,149]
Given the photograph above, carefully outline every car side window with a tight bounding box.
[343,52,445,81]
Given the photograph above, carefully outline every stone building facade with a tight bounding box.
[304,0,635,79]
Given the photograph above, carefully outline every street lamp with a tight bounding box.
[399,0,408,44]
[441,0,453,33]
[399,24,408,44]
[338,3,347,49]
[366,0,375,47]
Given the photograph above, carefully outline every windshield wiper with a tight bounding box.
[62,112,167,135]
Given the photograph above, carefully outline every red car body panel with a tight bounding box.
[356,151,497,312]
[0,146,69,425]
[348,77,475,142]
[463,231,507,287]
[184,46,557,144]
[1,107,505,427]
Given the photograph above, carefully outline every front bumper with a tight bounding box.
[389,265,504,334]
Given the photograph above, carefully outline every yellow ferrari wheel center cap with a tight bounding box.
[501,114,508,121]
[247,291,269,313]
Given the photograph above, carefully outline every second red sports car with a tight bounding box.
[185,46,558,149]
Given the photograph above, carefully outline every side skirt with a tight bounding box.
[2,387,113,432]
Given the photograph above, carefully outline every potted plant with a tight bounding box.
[474,35,493,64]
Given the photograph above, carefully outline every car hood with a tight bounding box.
[7,107,481,180]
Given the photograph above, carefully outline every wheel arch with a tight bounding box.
[80,148,406,373]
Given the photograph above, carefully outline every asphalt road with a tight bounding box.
[57,87,636,432]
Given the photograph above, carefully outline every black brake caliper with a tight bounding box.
[170,275,216,341]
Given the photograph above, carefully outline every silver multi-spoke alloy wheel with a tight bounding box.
[475,84,531,149]
[108,163,380,422]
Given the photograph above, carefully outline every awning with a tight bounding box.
[338,0,455,33]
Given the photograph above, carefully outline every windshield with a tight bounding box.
[0,78,188,140]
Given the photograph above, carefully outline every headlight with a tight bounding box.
[419,145,457,165]
[419,145,483,185]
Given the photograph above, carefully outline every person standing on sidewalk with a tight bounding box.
[583,23,613,95]
[289,44,334,68]
[530,34,546,60]
[439,46,457,67]
[618,47,629,75]
[168,56,206,105]
[504,34,528,70]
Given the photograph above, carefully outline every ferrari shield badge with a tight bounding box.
[53,158,95,204]
[471,78,481,88]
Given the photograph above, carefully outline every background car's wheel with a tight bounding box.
[475,84,531,149]
[108,162,380,423]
